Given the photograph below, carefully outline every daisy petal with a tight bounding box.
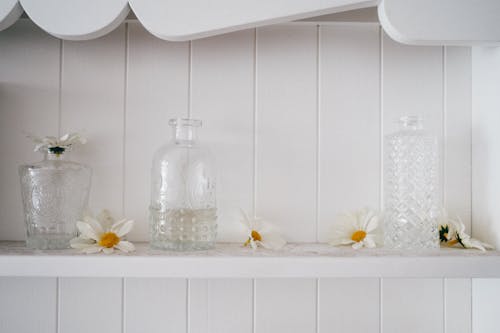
[365,216,379,233]
[82,245,103,254]
[113,220,134,237]
[363,236,377,248]
[116,241,135,253]
[352,241,364,250]
[70,238,95,249]
[76,221,100,241]
[82,216,104,235]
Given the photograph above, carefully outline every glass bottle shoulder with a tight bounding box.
[19,158,91,173]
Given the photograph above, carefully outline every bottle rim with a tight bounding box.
[169,118,202,127]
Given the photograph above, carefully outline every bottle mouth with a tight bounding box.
[47,146,66,155]
[397,116,423,130]
[169,118,202,128]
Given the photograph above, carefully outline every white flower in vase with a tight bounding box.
[29,132,87,154]
[70,210,135,254]
[240,209,286,250]
[329,208,379,249]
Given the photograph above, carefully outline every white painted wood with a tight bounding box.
[445,47,472,233]
[319,278,379,333]
[0,277,56,333]
[0,0,22,32]
[378,0,500,46]
[472,279,500,333]
[256,25,317,242]
[0,20,60,241]
[20,0,129,40]
[445,278,471,333]
[125,22,189,241]
[129,0,377,41]
[189,279,253,333]
[191,29,254,242]
[256,278,316,333]
[61,26,126,220]
[60,278,122,333]
[471,46,500,247]
[382,278,443,333]
[125,278,187,333]
[2,242,500,278]
[318,25,380,242]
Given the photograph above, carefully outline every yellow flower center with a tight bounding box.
[244,230,262,246]
[99,232,120,248]
[447,239,459,246]
[351,230,367,243]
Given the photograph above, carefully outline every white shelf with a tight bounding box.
[1,241,500,278]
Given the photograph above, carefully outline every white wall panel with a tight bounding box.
[125,278,187,333]
[318,24,380,242]
[60,278,122,333]
[471,46,500,246]
[0,20,60,241]
[445,47,472,233]
[319,278,379,333]
[472,279,500,333]
[189,279,253,333]
[61,26,126,219]
[0,277,57,333]
[125,22,189,240]
[256,278,316,333]
[191,29,254,241]
[445,278,471,333]
[382,278,443,333]
[256,25,317,242]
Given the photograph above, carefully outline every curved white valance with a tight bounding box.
[0,0,376,41]
[0,0,498,45]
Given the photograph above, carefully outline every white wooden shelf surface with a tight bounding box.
[1,241,499,278]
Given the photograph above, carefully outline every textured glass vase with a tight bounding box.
[19,149,92,249]
[150,118,217,251]
[384,116,441,250]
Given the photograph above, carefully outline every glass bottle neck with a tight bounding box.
[173,125,199,145]
[398,116,423,131]
[45,151,66,161]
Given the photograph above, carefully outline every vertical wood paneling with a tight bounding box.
[190,279,253,333]
[472,278,500,333]
[0,277,57,333]
[319,278,379,333]
[60,278,122,333]
[125,22,189,240]
[256,25,317,242]
[256,278,316,333]
[61,26,126,219]
[445,47,472,233]
[318,24,380,242]
[125,278,187,333]
[0,20,60,240]
[445,279,471,333]
[191,29,254,241]
[382,32,443,137]
[382,278,443,333]
[471,46,500,246]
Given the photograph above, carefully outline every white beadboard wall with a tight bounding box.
[0,19,498,333]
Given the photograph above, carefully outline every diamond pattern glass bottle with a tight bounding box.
[384,116,441,249]
[19,148,92,249]
[150,118,217,251]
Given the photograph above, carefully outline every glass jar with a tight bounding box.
[19,148,92,249]
[384,116,441,249]
[150,118,217,251]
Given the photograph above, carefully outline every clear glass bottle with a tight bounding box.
[19,147,92,249]
[384,116,441,249]
[150,118,217,251]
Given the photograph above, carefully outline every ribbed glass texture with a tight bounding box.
[384,116,441,249]
[19,151,91,249]
[149,118,217,251]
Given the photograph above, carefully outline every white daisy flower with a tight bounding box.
[29,132,86,154]
[70,210,135,254]
[240,209,286,250]
[441,216,494,251]
[329,208,379,249]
